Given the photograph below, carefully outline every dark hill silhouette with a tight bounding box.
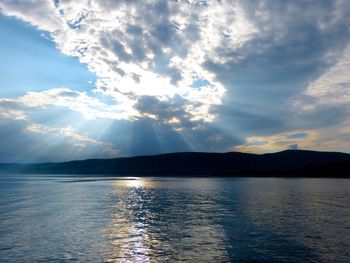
[0,150,350,177]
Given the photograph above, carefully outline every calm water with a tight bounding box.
[0,176,349,262]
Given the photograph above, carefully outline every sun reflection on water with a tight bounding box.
[122,177,155,189]
[101,178,231,262]
[1,177,348,262]
[101,179,153,262]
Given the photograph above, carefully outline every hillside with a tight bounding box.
[0,150,350,177]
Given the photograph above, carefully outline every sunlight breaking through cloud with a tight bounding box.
[1,0,350,161]
[26,122,119,156]
[0,0,258,123]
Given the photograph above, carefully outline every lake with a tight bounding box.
[0,176,349,262]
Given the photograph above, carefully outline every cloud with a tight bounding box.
[235,131,310,153]
[0,88,243,160]
[2,1,349,128]
[0,0,62,32]
[300,44,350,108]
[0,0,258,123]
[1,0,350,160]
[0,99,26,120]
[2,88,138,120]
[235,123,350,154]
[288,144,299,150]
[201,0,350,146]
[134,95,203,128]
[0,118,118,162]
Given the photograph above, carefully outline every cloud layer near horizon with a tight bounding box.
[1,0,350,161]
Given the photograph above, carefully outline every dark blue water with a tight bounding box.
[0,176,349,262]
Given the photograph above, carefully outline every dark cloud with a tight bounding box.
[288,144,299,150]
[57,91,80,98]
[1,0,350,161]
[152,23,176,44]
[204,0,350,138]
[135,95,188,122]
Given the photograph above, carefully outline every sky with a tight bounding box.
[0,0,350,162]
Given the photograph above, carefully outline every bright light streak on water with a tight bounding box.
[0,176,349,262]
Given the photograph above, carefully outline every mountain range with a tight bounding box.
[1,150,350,177]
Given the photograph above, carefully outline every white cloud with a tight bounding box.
[0,0,62,32]
[17,88,138,120]
[305,44,350,106]
[0,0,259,123]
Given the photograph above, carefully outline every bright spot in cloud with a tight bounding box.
[0,0,258,124]
[1,0,350,162]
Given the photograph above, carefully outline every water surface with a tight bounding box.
[0,176,349,262]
